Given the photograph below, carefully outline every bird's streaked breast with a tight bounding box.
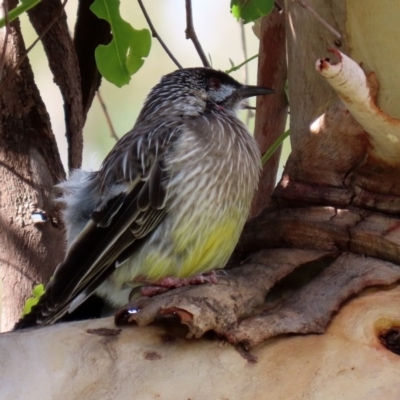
[100,111,260,305]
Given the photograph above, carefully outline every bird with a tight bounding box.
[14,67,273,330]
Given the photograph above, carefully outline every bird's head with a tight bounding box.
[138,67,274,121]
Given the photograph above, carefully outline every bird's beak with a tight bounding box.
[238,85,274,99]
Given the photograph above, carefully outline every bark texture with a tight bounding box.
[251,8,288,216]
[0,9,65,330]
[28,0,84,171]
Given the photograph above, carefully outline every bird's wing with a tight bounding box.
[14,125,180,329]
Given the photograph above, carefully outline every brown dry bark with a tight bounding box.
[116,249,334,337]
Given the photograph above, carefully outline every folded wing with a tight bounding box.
[14,126,179,329]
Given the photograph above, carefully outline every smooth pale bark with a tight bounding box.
[1,286,400,400]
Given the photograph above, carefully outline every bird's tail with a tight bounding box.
[13,291,105,330]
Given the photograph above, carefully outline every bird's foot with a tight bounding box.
[137,271,219,298]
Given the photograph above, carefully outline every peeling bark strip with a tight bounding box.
[226,253,400,348]
[115,250,333,337]
[316,50,400,164]
[115,250,400,349]
[0,7,65,330]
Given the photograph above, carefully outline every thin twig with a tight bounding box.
[185,0,210,68]
[0,0,69,96]
[240,22,249,85]
[297,0,341,39]
[96,91,119,142]
[239,21,252,125]
[0,1,10,83]
[137,0,182,69]
[224,54,258,74]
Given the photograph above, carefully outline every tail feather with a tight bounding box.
[13,292,105,330]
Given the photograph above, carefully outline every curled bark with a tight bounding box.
[226,253,400,348]
[115,250,334,339]
[317,50,400,164]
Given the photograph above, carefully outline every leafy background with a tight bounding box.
[19,0,279,170]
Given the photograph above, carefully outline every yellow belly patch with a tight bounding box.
[142,216,242,282]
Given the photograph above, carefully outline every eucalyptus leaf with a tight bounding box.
[230,0,274,24]
[90,0,151,87]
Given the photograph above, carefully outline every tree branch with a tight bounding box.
[0,0,67,96]
[3,284,400,398]
[28,0,84,171]
[185,0,210,68]
[138,0,182,69]
[250,9,288,217]
[96,91,119,142]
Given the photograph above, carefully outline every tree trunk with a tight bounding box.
[0,3,65,331]
[1,286,400,399]
[251,8,288,216]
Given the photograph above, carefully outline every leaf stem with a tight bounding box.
[225,54,258,74]
[261,129,290,165]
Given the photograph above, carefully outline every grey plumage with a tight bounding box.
[14,68,273,329]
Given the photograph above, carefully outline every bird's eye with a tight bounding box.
[209,77,221,90]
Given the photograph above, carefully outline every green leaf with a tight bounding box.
[90,0,151,87]
[0,0,41,29]
[22,284,45,316]
[230,0,274,24]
